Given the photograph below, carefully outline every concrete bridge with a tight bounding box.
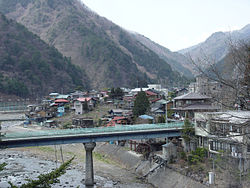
[0,122,184,187]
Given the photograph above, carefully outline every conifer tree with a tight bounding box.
[133,91,150,117]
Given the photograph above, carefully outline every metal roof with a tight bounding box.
[56,95,70,99]
[139,115,154,120]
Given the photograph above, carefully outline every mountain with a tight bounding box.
[214,41,250,79]
[179,24,250,69]
[130,33,193,78]
[0,13,89,98]
[0,0,189,89]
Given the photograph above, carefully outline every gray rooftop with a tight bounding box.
[174,92,211,100]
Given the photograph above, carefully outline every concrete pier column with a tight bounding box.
[84,142,96,187]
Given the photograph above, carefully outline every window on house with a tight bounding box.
[197,122,201,127]
[247,145,250,153]
[204,138,208,147]
[211,141,225,151]
[230,125,242,133]
[201,122,206,129]
[211,141,218,151]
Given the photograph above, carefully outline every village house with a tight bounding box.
[130,88,149,95]
[70,91,85,100]
[73,97,96,115]
[48,92,60,100]
[55,94,71,101]
[188,82,196,93]
[174,88,188,97]
[54,99,69,105]
[188,74,233,108]
[145,90,158,103]
[137,114,154,124]
[150,99,167,115]
[148,84,162,90]
[123,95,134,109]
[166,100,174,112]
[114,99,125,109]
[194,75,222,96]
[130,84,167,100]
[53,99,69,117]
[109,109,132,117]
[195,111,250,172]
[72,118,94,128]
[172,92,219,119]
[106,116,130,127]
[26,104,57,123]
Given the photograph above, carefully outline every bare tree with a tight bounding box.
[189,39,250,111]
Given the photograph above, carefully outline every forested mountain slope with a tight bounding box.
[0,13,89,97]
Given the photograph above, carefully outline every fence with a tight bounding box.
[0,99,41,112]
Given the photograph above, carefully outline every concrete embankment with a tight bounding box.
[95,143,207,188]
[95,143,142,170]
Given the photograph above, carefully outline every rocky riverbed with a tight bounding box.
[0,148,152,188]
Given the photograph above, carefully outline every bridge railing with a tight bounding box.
[0,101,28,111]
[0,100,41,112]
[3,122,184,139]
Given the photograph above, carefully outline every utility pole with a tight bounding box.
[165,102,168,122]
[0,121,2,138]
[239,156,242,185]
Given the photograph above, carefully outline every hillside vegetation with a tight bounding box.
[0,13,89,97]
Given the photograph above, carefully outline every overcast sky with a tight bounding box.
[82,0,250,51]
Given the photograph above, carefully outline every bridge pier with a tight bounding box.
[83,142,96,187]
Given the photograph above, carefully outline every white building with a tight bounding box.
[73,97,95,115]
[148,84,162,90]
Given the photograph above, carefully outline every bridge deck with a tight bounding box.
[0,122,184,148]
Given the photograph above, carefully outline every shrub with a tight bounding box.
[0,163,7,171]
[180,151,187,160]
[187,154,201,165]
[191,147,208,161]
[187,147,208,165]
